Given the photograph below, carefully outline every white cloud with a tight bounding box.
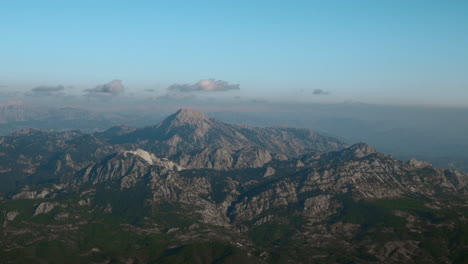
[85,80,125,96]
[168,79,240,93]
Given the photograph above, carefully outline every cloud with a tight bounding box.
[168,79,240,93]
[313,89,329,95]
[32,85,65,92]
[85,80,124,96]
[27,85,65,96]
[144,88,155,92]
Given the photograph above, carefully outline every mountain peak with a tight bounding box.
[335,142,377,159]
[170,108,212,125]
[347,142,377,158]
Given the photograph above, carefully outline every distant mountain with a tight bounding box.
[0,101,122,135]
[210,106,468,173]
[1,109,467,263]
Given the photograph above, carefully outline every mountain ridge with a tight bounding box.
[110,108,348,157]
[1,108,468,263]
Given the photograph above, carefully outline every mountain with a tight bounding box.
[0,101,121,135]
[0,101,41,123]
[1,109,468,263]
[210,105,468,173]
[75,149,183,188]
[0,109,345,193]
[112,108,347,157]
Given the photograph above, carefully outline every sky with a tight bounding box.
[1,0,468,107]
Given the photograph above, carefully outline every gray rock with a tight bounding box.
[54,212,69,220]
[408,158,432,168]
[3,211,19,227]
[12,189,50,200]
[263,166,276,177]
[303,195,332,217]
[34,202,56,216]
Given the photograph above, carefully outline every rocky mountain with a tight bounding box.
[0,109,467,263]
[111,108,346,158]
[0,109,346,193]
[75,149,183,188]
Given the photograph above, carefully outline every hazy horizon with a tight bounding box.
[1,1,468,107]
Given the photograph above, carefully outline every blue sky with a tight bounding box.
[1,0,468,106]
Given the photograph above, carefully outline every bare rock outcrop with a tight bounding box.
[34,202,56,216]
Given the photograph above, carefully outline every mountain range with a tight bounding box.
[0,101,120,135]
[0,109,467,263]
[2,102,468,173]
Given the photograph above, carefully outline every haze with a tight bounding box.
[1,0,468,107]
[1,1,468,172]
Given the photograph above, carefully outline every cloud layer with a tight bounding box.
[313,89,329,95]
[29,85,65,96]
[168,79,240,93]
[85,80,124,96]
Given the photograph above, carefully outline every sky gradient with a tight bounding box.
[1,0,468,106]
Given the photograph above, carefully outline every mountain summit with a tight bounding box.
[112,109,347,157]
[168,108,212,125]
[153,108,221,138]
[341,142,377,158]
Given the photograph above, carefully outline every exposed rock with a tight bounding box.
[263,166,276,177]
[78,198,91,206]
[174,148,233,170]
[12,189,50,200]
[174,146,273,170]
[229,180,299,223]
[303,195,332,217]
[296,160,305,167]
[75,149,183,188]
[3,211,19,227]
[346,142,377,158]
[34,202,56,216]
[166,228,179,234]
[54,212,69,220]
[233,147,272,169]
[6,211,19,221]
[409,158,432,168]
[104,204,112,213]
[273,153,289,161]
